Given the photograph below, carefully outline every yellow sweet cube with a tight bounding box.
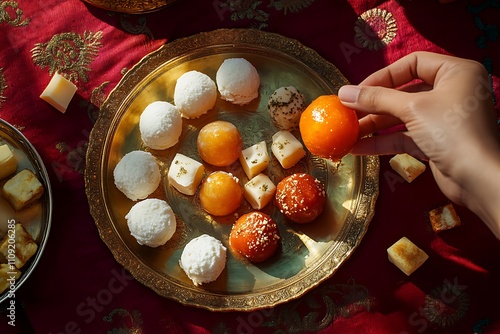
[389,153,426,183]
[2,169,44,211]
[387,237,428,275]
[0,144,17,180]
[0,264,21,294]
[0,223,38,269]
[40,72,77,113]
[429,203,461,233]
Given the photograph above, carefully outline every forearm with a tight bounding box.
[461,153,500,239]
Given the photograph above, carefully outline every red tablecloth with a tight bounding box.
[1,0,499,333]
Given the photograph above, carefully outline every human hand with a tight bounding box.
[338,51,500,238]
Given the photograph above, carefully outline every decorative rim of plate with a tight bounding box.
[85,28,379,311]
[0,118,53,305]
[81,0,175,14]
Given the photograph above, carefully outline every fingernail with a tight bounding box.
[338,85,361,103]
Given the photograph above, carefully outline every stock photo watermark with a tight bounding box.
[4,219,17,327]
[48,267,134,334]
[235,307,275,334]
[402,277,468,333]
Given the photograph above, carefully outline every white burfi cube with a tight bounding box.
[40,72,77,113]
[271,130,305,169]
[243,174,276,210]
[389,153,426,183]
[387,237,429,276]
[239,141,270,179]
[167,153,205,195]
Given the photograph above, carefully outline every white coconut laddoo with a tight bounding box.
[268,86,306,131]
[174,70,217,119]
[139,101,183,150]
[179,234,227,286]
[216,58,260,105]
[125,198,176,247]
[113,150,161,201]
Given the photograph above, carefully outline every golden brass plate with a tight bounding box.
[82,0,174,14]
[85,29,379,311]
[0,119,53,304]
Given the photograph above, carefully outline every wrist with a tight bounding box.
[461,151,500,239]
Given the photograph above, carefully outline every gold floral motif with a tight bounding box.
[103,308,143,334]
[55,140,88,175]
[422,279,469,328]
[31,31,103,83]
[269,0,316,14]
[0,68,6,108]
[355,8,397,50]
[0,1,30,27]
[212,279,374,333]
[80,81,110,123]
[219,0,270,29]
[82,0,173,14]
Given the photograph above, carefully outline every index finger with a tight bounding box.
[359,51,452,88]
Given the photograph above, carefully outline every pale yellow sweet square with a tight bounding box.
[2,169,44,211]
[387,237,428,275]
[429,203,461,233]
[40,72,77,113]
[389,153,426,183]
[0,264,21,294]
[0,223,38,269]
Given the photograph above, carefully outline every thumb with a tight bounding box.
[338,85,410,119]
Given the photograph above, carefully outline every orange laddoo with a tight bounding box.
[199,171,243,216]
[230,211,280,262]
[299,95,359,161]
[197,120,243,167]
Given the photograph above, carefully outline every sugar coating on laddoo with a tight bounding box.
[139,101,183,150]
[179,234,227,286]
[126,198,176,247]
[174,70,217,119]
[113,150,161,201]
[216,58,260,105]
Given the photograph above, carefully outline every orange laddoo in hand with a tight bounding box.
[197,120,243,167]
[299,95,359,161]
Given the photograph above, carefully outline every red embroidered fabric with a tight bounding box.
[0,0,499,333]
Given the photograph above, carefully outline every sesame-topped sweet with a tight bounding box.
[229,211,280,262]
[274,173,326,224]
[268,86,306,131]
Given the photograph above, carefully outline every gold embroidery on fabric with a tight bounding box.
[55,140,88,175]
[212,279,374,333]
[31,31,103,83]
[355,8,397,50]
[0,1,30,27]
[103,308,144,334]
[422,279,469,328]
[0,68,6,108]
[219,0,270,29]
[80,81,110,123]
[270,0,316,14]
[55,142,66,153]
